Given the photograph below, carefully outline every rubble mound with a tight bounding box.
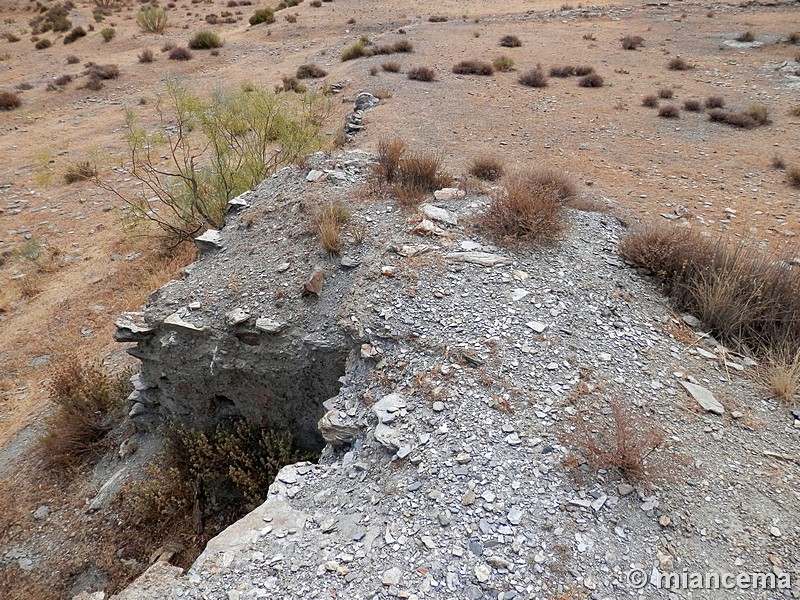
[116,151,799,599]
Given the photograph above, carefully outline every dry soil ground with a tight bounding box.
[0,0,799,596]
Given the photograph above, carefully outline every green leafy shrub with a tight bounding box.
[188,29,222,49]
[35,38,52,49]
[100,27,115,42]
[63,26,87,44]
[249,8,274,25]
[99,82,327,242]
[493,55,514,71]
[137,6,168,33]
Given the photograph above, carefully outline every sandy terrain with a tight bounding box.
[0,0,798,595]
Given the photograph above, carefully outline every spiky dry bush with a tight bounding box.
[683,99,702,112]
[667,56,692,70]
[296,63,327,79]
[477,168,576,246]
[578,73,603,87]
[573,65,595,76]
[658,87,673,99]
[736,30,756,42]
[620,225,800,354]
[519,67,548,87]
[550,65,575,77]
[642,94,659,108]
[452,60,494,75]
[469,155,505,181]
[39,359,128,472]
[705,95,725,109]
[708,109,758,129]
[499,34,521,47]
[407,66,436,81]
[0,90,21,110]
[658,104,680,118]
[788,166,800,188]
[64,161,97,184]
[565,397,679,482]
[168,46,192,60]
[382,61,400,73]
[761,349,800,402]
[138,48,155,63]
[621,34,644,49]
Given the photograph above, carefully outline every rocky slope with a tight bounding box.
[114,150,799,599]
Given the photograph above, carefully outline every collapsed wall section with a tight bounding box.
[113,151,376,450]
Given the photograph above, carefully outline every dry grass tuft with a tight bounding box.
[642,94,659,108]
[683,98,702,112]
[313,200,351,254]
[493,55,514,72]
[469,155,505,181]
[519,67,548,88]
[477,168,576,246]
[658,104,680,118]
[620,224,800,354]
[787,166,800,188]
[658,87,673,99]
[296,63,327,79]
[550,65,576,77]
[64,161,97,184]
[621,34,644,50]
[452,60,494,76]
[382,61,401,73]
[371,137,451,206]
[407,66,436,81]
[705,95,725,109]
[578,73,603,87]
[0,90,21,110]
[499,34,522,47]
[667,56,692,70]
[761,349,800,402]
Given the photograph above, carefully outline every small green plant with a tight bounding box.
[493,55,514,72]
[63,25,86,44]
[99,81,327,242]
[137,6,168,33]
[100,27,115,42]
[35,38,52,49]
[341,37,368,61]
[188,29,222,49]
[249,7,275,25]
